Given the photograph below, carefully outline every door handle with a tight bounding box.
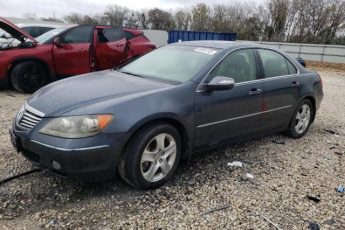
[116,44,124,47]
[291,81,301,87]
[249,88,263,95]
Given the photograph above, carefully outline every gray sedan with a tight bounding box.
[10,41,323,189]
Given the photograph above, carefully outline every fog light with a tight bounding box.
[51,160,62,170]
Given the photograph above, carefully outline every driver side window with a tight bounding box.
[209,49,257,84]
[62,26,93,44]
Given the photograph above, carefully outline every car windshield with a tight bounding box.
[36,27,67,43]
[119,45,220,83]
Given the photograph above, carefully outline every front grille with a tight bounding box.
[17,104,45,130]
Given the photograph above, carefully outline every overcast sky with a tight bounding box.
[0,0,258,19]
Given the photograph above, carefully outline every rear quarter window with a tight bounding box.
[125,31,135,40]
[286,59,298,74]
[98,28,125,42]
[258,49,293,78]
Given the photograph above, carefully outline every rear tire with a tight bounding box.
[286,99,314,138]
[118,123,181,189]
[11,61,48,93]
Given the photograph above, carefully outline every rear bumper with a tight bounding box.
[11,127,128,182]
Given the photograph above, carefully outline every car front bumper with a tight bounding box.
[10,126,129,182]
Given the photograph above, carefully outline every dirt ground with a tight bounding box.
[0,69,344,229]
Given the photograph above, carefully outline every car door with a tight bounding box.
[53,25,94,76]
[257,48,300,130]
[195,48,264,146]
[95,27,127,70]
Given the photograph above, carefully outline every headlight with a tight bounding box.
[39,115,113,138]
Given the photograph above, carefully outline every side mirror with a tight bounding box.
[205,76,235,91]
[53,37,62,48]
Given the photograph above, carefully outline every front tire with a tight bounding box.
[287,99,314,138]
[119,123,181,189]
[11,61,48,93]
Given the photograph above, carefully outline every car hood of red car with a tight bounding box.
[0,17,37,43]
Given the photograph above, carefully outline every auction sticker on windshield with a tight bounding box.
[194,47,218,55]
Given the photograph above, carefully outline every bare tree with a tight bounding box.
[104,5,129,26]
[148,8,175,30]
[265,0,290,41]
[31,0,345,45]
[135,10,149,29]
[64,13,84,24]
[210,5,228,32]
[191,3,210,31]
[174,8,192,30]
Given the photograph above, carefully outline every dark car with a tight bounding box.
[10,41,323,189]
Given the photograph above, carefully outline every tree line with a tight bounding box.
[31,0,345,45]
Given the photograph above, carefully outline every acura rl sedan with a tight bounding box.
[10,41,323,189]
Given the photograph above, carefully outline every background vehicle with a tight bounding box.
[11,41,323,189]
[16,23,60,37]
[124,28,157,59]
[0,17,156,93]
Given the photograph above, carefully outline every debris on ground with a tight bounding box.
[308,221,320,230]
[240,173,254,181]
[258,212,282,230]
[323,129,337,135]
[201,204,230,216]
[307,195,321,203]
[6,93,16,97]
[272,140,286,145]
[337,185,344,193]
[227,161,243,167]
[0,168,42,186]
[334,151,343,156]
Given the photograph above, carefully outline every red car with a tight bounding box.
[0,18,156,93]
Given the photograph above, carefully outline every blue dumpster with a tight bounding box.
[168,30,237,44]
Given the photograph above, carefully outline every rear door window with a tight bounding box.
[258,49,296,77]
[98,28,125,43]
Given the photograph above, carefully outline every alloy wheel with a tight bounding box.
[295,104,311,134]
[140,133,177,182]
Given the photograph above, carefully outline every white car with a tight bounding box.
[16,23,63,37]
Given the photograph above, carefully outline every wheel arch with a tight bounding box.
[124,116,192,161]
[299,95,316,123]
[6,57,54,85]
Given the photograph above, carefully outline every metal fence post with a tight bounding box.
[298,45,302,58]
[321,45,326,62]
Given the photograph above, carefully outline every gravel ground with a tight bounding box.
[0,69,344,229]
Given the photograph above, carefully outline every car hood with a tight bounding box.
[0,17,37,42]
[28,70,172,116]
